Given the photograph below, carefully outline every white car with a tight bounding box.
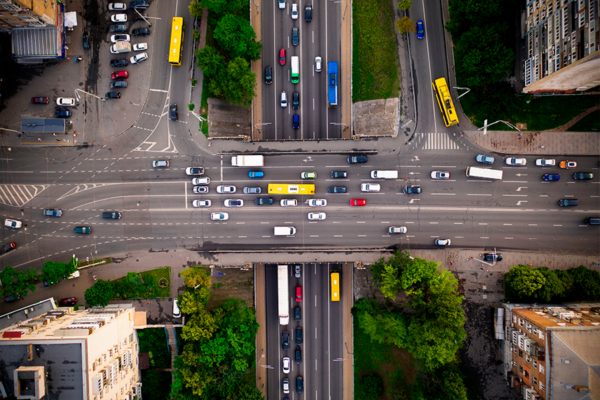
[130,52,148,64]
[535,159,556,166]
[192,200,211,207]
[211,212,229,221]
[282,357,291,374]
[308,212,326,221]
[315,56,322,72]
[505,157,527,166]
[388,226,407,234]
[193,186,209,194]
[4,219,22,229]
[192,177,210,185]
[278,0,286,9]
[56,97,75,106]
[280,199,298,207]
[307,199,327,207]
[111,34,130,43]
[431,171,450,179]
[291,3,298,19]
[133,43,148,51]
[108,2,127,10]
[360,183,380,192]
[216,185,236,194]
[435,239,451,246]
[224,199,243,207]
[111,13,127,22]
[280,91,288,108]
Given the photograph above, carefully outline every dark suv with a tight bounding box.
[103,212,122,219]
[264,66,272,85]
[295,346,302,364]
[255,197,274,205]
[483,253,503,261]
[130,0,150,9]
[573,172,593,180]
[282,331,290,350]
[403,185,422,194]
[328,186,347,193]
[132,27,150,36]
[305,3,312,22]
[330,171,348,179]
[295,327,303,344]
[106,91,121,99]
[110,24,128,33]
[292,91,300,109]
[558,199,579,207]
[291,27,299,46]
[110,58,128,67]
[294,305,301,321]
[347,155,368,164]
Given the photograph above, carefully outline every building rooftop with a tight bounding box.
[0,298,56,331]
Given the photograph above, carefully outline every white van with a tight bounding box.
[370,170,398,179]
[173,298,181,318]
[274,226,297,236]
[68,270,81,279]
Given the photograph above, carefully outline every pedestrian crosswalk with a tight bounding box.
[410,132,462,150]
[0,185,48,207]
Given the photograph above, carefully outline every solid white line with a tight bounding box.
[454,222,463,224]
[431,193,455,195]
[468,194,492,196]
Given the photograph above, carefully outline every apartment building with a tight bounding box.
[501,302,600,400]
[522,0,600,93]
[0,299,144,400]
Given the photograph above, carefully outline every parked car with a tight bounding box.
[216,185,236,194]
[350,199,366,206]
[110,34,130,43]
[536,159,556,166]
[255,197,274,205]
[173,298,181,318]
[330,171,348,179]
[74,226,92,234]
[110,80,127,88]
[112,70,129,79]
[170,104,178,120]
[130,0,150,9]
[133,43,148,51]
[264,66,272,84]
[573,172,594,180]
[347,155,368,164]
[559,161,577,169]
[505,157,527,166]
[210,212,229,220]
[435,238,451,246]
[110,24,128,33]
[59,297,77,306]
[111,13,127,22]
[291,3,298,19]
[431,171,450,179]
[291,27,299,46]
[110,58,128,67]
[4,219,22,229]
[308,212,326,220]
[192,200,211,208]
[476,155,495,164]
[249,171,264,178]
[305,3,312,21]
[193,186,209,194]
[133,12,148,21]
[55,110,72,118]
[328,186,347,193]
[281,199,298,207]
[31,97,49,104]
[279,48,286,65]
[56,98,76,106]
[132,27,150,36]
[243,187,261,194]
[0,242,16,254]
[43,209,63,217]
[186,167,205,175]
[416,20,424,39]
[483,253,503,261]
[130,52,148,64]
[108,2,127,10]
[224,199,244,207]
[280,91,288,107]
[542,174,560,181]
[292,114,300,129]
[558,199,579,207]
[105,91,121,99]
[152,160,169,167]
[3,293,21,303]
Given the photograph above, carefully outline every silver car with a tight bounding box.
[388,226,407,234]
[307,199,327,207]
[243,187,261,194]
[193,186,209,194]
[308,212,326,220]
[435,239,451,246]
[216,185,236,194]
[192,200,211,207]
[211,212,229,220]
[505,157,527,166]
[224,199,243,207]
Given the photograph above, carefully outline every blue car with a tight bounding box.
[293,114,300,129]
[416,20,424,39]
[476,155,495,164]
[543,174,560,181]
[55,110,72,118]
[249,170,264,178]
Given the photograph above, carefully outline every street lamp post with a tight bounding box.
[75,88,105,102]
[254,122,271,137]
[330,122,349,131]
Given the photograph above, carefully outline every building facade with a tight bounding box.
[501,302,600,400]
[0,299,143,400]
[522,0,600,93]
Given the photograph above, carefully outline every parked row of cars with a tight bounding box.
[282,264,304,395]
[31,97,76,118]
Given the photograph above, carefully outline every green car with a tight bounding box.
[74,226,92,234]
[300,171,317,179]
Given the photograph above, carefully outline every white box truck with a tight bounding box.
[110,42,132,54]
[278,265,289,325]
[274,226,296,236]
[370,170,398,179]
[231,155,264,167]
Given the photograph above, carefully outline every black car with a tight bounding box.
[106,91,121,99]
[264,66,272,85]
[132,27,150,36]
[296,375,304,394]
[295,346,302,364]
[55,110,72,118]
[573,172,594,180]
[295,327,303,344]
[130,0,150,9]
[282,331,290,350]
[82,32,90,49]
[483,253,503,262]
[305,3,312,22]
[330,171,348,179]
[3,293,21,303]
[170,104,178,121]
[292,91,299,109]
[110,80,127,88]
[403,185,422,194]
[558,199,579,207]
[110,24,128,33]
[294,305,301,321]
[255,197,274,205]
[110,58,128,67]
[291,27,299,46]
[0,242,16,254]
[102,212,122,219]
[328,186,347,193]
[347,155,368,164]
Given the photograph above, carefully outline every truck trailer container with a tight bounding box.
[278,265,289,325]
[231,155,264,167]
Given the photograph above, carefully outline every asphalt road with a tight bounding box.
[264,263,344,400]
[261,0,342,140]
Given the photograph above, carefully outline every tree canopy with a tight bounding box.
[214,15,262,61]
[41,259,78,285]
[0,266,37,298]
[84,279,113,307]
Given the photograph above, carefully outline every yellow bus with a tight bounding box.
[169,17,185,66]
[331,270,340,301]
[432,77,459,127]
[267,184,315,195]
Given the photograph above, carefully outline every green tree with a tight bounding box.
[554,269,574,299]
[0,266,37,298]
[398,0,412,10]
[442,367,469,400]
[188,0,203,18]
[196,46,227,78]
[210,57,257,108]
[181,309,218,341]
[226,382,265,400]
[356,373,383,399]
[84,279,113,307]
[380,264,403,300]
[213,15,262,60]
[504,264,546,299]
[532,267,566,302]
[181,267,211,289]
[41,259,77,284]
[201,0,245,17]
[396,16,415,34]
[566,266,600,301]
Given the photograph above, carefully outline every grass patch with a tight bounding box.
[354,316,417,399]
[111,267,171,300]
[568,109,600,131]
[510,95,600,131]
[140,267,171,298]
[352,0,400,102]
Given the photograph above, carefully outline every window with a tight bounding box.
[519,364,524,374]
[519,349,524,357]
[533,360,538,368]
[533,376,538,385]
[513,315,517,323]
[540,364,545,374]
[526,355,531,363]
[538,331,545,340]
[541,383,545,391]
[513,346,517,353]
[129,334,133,343]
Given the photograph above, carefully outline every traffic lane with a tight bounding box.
[325,0,342,140]
[264,264,283,400]
[329,263,344,399]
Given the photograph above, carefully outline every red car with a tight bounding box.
[296,286,302,302]
[31,97,49,104]
[59,297,77,306]
[111,71,129,79]
[279,48,286,65]
[350,199,366,206]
